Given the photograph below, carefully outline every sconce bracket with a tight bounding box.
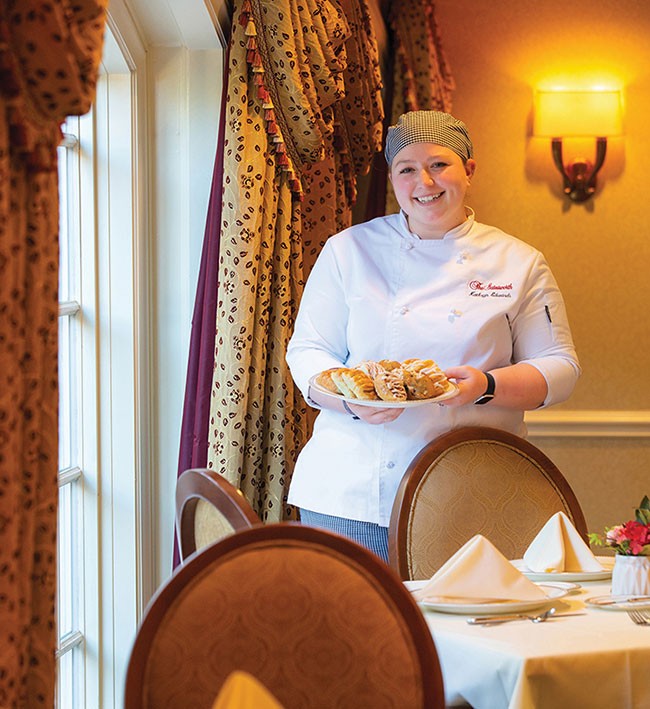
[551,137,607,202]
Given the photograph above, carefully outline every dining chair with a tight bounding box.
[388,426,589,580]
[175,468,261,562]
[125,523,445,709]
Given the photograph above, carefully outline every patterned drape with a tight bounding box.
[206,0,383,521]
[0,1,107,706]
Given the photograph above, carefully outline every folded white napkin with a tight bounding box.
[523,511,604,573]
[415,534,546,603]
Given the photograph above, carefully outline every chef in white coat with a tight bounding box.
[286,110,580,562]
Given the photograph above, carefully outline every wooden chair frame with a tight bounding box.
[388,426,588,580]
[126,523,445,708]
[175,467,260,561]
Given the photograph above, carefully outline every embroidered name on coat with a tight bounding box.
[468,280,513,298]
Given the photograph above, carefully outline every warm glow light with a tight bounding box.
[534,90,623,137]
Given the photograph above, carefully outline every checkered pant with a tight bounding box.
[299,508,389,564]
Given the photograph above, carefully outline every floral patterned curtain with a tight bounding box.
[206,0,383,521]
[0,1,107,705]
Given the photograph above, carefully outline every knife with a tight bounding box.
[466,611,586,625]
[590,596,650,607]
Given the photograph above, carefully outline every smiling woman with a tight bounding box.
[286,109,581,563]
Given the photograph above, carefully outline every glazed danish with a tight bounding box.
[358,360,407,402]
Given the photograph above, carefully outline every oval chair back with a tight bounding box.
[389,426,588,580]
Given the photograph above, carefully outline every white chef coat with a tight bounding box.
[286,210,580,526]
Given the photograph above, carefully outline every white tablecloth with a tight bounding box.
[418,581,650,709]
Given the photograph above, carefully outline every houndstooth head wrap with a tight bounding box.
[385,110,474,165]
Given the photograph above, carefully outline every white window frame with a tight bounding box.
[56,14,153,708]
[56,1,226,703]
[57,120,85,708]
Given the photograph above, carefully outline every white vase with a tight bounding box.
[611,554,650,596]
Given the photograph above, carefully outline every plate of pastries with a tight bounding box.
[309,358,459,408]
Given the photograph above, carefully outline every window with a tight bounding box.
[56,22,144,707]
[55,5,224,703]
[57,120,85,708]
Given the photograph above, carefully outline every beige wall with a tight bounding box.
[434,0,650,534]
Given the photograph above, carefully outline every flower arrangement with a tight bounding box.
[588,496,650,556]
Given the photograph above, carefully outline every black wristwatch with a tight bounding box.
[474,371,496,405]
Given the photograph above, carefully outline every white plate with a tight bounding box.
[403,580,569,615]
[585,594,650,611]
[308,374,459,408]
[510,556,614,582]
[538,580,581,593]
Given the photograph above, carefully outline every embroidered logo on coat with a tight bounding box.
[468,280,513,298]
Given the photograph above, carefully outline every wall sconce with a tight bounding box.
[533,89,623,202]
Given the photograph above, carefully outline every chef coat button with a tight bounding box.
[404,242,413,250]
[448,308,462,323]
[400,306,409,315]
[386,461,395,469]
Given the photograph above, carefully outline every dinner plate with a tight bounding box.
[510,556,614,582]
[585,594,650,611]
[403,580,569,615]
[538,580,581,593]
[308,375,459,408]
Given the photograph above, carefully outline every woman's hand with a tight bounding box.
[347,402,405,424]
[306,384,405,424]
[441,366,490,407]
[442,363,548,410]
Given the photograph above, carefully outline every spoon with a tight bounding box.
[531,608,557,623]
[467,608,557,625]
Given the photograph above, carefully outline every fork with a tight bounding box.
[627,609,650,625]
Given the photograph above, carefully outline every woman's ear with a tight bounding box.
[465,159,477,181]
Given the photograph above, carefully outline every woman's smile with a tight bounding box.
[414,192,443,203]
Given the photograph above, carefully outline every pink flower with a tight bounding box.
[606,525,626,544]
[622,521,650,555]
[589,496,650,556]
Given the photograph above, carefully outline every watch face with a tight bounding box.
[474,393,495,405]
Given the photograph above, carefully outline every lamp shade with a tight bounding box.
[534,90,623,137]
